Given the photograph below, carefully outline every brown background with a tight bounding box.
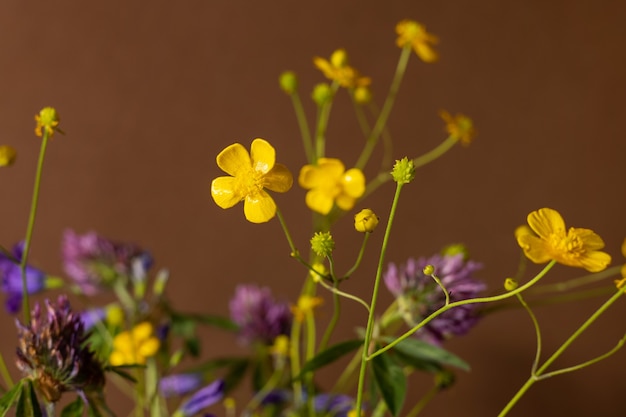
[1,1,625,416]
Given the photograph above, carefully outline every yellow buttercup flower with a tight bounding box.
[615,238,626,290]
[34,107,61,138]
[313,49,371,89]
[291,295,324,323]
[516,208,611,272]
[211,138,293,223]
[109,322,160,366]
[439,110,476,145]
[395,20,439,63]
[354,208,379,233]
[0,145,17,167]
[299,158,365,215]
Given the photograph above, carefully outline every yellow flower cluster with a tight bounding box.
[291,295,324,323]
[395,20,439,62]
[313,49,371,89]
[109,322,160,366]
[440,110,476,145]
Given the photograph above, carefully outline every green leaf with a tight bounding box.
[382,336,470,371]
[223,359,250,392]
[294,339,363,380]
[371,352,406,417]
[185,337,201,357]
[60,396,84,417]
[0,380,23,417]
[106,365,139,383]
[392,349,442,373]
[16,380,41,417]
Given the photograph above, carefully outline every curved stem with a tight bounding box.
[276,208,298,257]
[20,129,50,323]
[342,233,370,279]
[319,288,341,351]
[516,292,542,374]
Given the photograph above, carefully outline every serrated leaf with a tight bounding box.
[16,380,41,417]
[382,336,470,371]
[0,380,23,417]
[294,339,363,380]
[60,396,84,417]
[371,352,406,417]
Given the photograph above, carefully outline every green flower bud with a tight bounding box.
[423,265,435,275]
[34,106,61,138]
[441,243,469,260]
[279,71,298,95]
[391,157,415,184]
[435,369,455,390]
[312,83,333,106]
[310,231,335,257]
[504,277,518,291]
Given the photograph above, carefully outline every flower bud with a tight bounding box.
[279,71,298,95]
[504,278,518,291]
[354,86,372,104]
[354,208,379,233]
[0,145,17,167]
[423,265,435,275]
[435,369,455,390]
[391,157,415,184]
[312,83,333,106]
[310,231,335,257]
[330,49,348,68]
[34,106,60,138]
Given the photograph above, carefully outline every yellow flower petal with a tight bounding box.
[132,322,154,341]
[244,190,277,223]
[335,194,357,211]
[578,251,612,273]
[305,189,334,215]
[211,176,244,209]
[138,337,160,359]
[527,208,565,239]
[216,143,251,177]
[416,43,438,63]
[263,163,293,193]
[250,138,275,175]
[569,228,606,250]
[109,351,127,367]
[517,234,552,264]
[341,168,365,198]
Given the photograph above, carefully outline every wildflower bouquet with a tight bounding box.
[1,16,625,417]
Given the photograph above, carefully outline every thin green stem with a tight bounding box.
[349,91,372,138]
[276,208,298,257]
[405,384,438,417]
[355,182,405,414]
[498,288,625,416]
[370,261,557,360]
[342,233,370,280]
[305,310,317,417]
[245,364,284,412]
[290,319,303,407]
[316,277,370,312]
[314,82,339,159]
[355,46,411,170]
[515,292,542,374]
[429,273,450,306]
[529,265,621,295]
[319,288,341,351]
[20,129,50,323]
[290,92,314,163]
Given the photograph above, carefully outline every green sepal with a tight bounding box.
[16,380,42,417]
[0,380,23,417]
[294,339,363,380]
[60,396,84,417]
[371,351,406,417]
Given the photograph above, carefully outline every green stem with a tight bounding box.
[349,90,372,138]
[355,46,411,170]
[316,277,370,312]
[290,92,314,163]
[276,208,298,257]
[405,384,438,417]
[342,233,370,280]
[314,82,339,159]
[305,310,317,417]
[319,287,341,351]
[529,265,621,295]
[515,292,542,374]
[290,318,303,407]
[429,273,450,306]
[498,288,625,416]
[245,364,284,412]
[355,182,405,414]
[20,129,50,323]
[0,353,13,388]
[370,261,557,360]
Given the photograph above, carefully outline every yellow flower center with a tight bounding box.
[549,231,585,259]
[236,167,266,198]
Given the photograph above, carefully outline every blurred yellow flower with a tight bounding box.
[270,335,290,357]
[516,208,611,272]
[34,107,60,138]
[395,20,439,63]
[0,145,16,167]
[439,110,476,145]
[313,49,371,89]
[211,139,293,223]
[299,158,365,215]
[109,322,160,366]
[291,295,324,322]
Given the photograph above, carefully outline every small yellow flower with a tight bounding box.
[395,20,439,63]
[0,145,17,167]
[291,295,324,323]
[516,208,611,272]
[439,110,476,145]
[313,49,371,89]
[299,158,365,215]
[270,335,290,357]
[34,107,61,138]
[109,322,160,366]
[615,238,626,290]
[211,139,293,223]
[354,208,379,233]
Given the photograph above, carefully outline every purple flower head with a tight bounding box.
[176,379,224,417]
[62,229,152,295]
[79,307,107,331]
[160,373,203,398]
[384,253,486,345]
[229,284,292,345]
[314,393,355,417]
[15,295,105,403]
[0,241,47,314]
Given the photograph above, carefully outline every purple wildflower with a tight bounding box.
[176,379,224,416]
[0,241,47,314]
[229,284,292,345]
[61,229,152,295]
[79,307,107,330]
[15,295,105,403]
[159,373,203,398]
[314,393,355,417]
[384,253,485,345]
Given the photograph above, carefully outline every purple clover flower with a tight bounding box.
[0,241,47,314]
[384,253,485,345]
[159,373,203,398]
[61,229,152,295]
[15,295,105,403]
[175,379,224,417]
[229,284,292,345]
